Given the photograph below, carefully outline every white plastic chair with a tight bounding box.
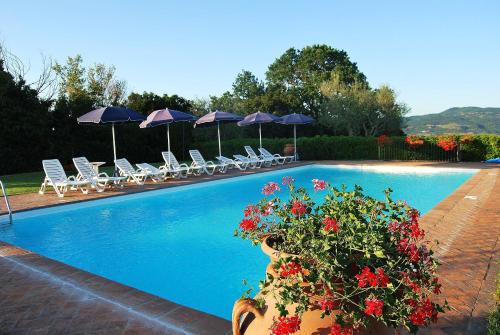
[189,150,227,175]
[39,159,91,197]
[73,157,126,191]
[258,148,293,165]
[216,155,248,171]
[160,151,191,178]
[244,146,273,167]
[115,158,158,185]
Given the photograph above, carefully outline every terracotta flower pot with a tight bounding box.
[232,238,332,335]
[283,143,295,156]
[232,238,396,335]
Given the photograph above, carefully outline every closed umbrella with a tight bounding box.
[276,113,314,161]
[194,111,243,157]
[139,108,197,164]
[77,106,145,167]
[237,112,280,149]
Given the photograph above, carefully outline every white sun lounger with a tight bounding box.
[73,157,126,192]
[259,148,294,165]
[233,154,260,169]
[189,150,228,175]
[244,146,273,167]
[160,151,191,178]
[136,163,167,181]
[216,155,248,171]
[39,159,91,197]
[115,158,160,185]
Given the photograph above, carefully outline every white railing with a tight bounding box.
[0,180,12,223]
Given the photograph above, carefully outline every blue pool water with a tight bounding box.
[0,165,475,319]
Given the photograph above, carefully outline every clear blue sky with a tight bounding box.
[1,0,499,115]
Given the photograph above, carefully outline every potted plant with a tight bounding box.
[233,177,446,335]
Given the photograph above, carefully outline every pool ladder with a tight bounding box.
[0,180,12,223]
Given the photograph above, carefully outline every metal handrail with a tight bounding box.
[0,180,12,223]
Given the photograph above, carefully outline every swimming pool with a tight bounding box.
[0,164,476,320]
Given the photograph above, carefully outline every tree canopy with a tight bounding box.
[0,43,410,174]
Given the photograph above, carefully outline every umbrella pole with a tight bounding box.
[112,123,118,173]
[294,124,297,161]
[217,122,221,157]
[167,123,171,166]
[259,123,262,149]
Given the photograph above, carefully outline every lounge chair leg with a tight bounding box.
[39,181,46,195]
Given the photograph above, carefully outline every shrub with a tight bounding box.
[190,134,499,162]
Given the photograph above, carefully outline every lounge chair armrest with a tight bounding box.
[179,163,190,169]
[205,160,217,166]
[98,172,110,178]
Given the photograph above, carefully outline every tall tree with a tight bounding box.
[53,55,127,107]
[87,63,127,106]
[265,45,366,118]
[320,71,407,136]
[0,59,52,173]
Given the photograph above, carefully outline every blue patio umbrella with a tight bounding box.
[77,106,145,164]
[276,113,314,161]
[237,112,280,149]
[140,108,197,163]
[194,110,243,157]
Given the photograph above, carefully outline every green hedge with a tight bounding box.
[190,134,500,162]
[191,135,379,160]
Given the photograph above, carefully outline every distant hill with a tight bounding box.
[404,107,500,134]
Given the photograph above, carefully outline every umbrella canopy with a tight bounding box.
[139,108,197,163]
[194,110,243,157]
[77,106,145,166]
[237,112,280,148]
[77,106,145,124]
[139,108,197,128]
[276,113,314,125]
[276,113,314,161]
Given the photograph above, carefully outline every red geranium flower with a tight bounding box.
[433,278,442,295]
[355,267,378,287]
[376,268,389,287]
[280,261,302,277]
[331,323,353,335]
[239,218,257,231]
[319,296,336,311]
[364,297,384,317]
[312,179,326,191]
[282,176,295,185]
[291,200,307,216]
[270,315,301,335]
[322,217,339,233]
[262,182,281,195]
[244,205,259,217]
[408,298,437,326]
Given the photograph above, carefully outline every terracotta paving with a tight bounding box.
[0,161,498,335]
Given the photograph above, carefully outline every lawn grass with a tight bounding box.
[0,163,165,196]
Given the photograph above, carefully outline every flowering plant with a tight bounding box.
[377,135,392,147]
[405,135,424,147]
[235,176,446,334]
[436,136,457,152]
[459,134,474,145]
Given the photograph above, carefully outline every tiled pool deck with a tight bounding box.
[0,161,498,334]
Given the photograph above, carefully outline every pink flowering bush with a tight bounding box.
[235,177,447,334]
